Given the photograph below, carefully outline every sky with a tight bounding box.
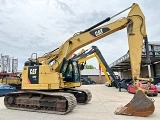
[0,0,160,71]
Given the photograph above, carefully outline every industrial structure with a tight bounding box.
[0,54,18,73]
[110,42,160,80]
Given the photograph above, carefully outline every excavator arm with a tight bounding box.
[72,46,120,87]
[46,3,153,92]
[52,4,151,85]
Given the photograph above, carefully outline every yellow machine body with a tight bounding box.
[22,65,81,90]
[0,77,21,85]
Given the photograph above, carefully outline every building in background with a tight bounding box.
[81,69,118,84]
[0,53,18,73]
[109,42,160,84]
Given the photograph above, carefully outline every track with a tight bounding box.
[4,91,77,115]
[64,88,92,104]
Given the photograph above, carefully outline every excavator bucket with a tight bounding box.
[114,90,155,117]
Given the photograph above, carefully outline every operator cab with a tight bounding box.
[60,58,81,83]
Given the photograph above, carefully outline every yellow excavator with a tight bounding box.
[4,3,154,117]
[72,45,120,87]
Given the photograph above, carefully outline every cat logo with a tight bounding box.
[30,69,37,75]
[90,28,110,37]
[95,29,103,37]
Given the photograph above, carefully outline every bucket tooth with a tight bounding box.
[114,90,155,117]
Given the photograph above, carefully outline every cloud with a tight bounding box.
[0,0,159,70]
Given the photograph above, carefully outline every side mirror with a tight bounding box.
[79,64,85,70]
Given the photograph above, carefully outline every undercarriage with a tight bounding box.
[4,88,92,114]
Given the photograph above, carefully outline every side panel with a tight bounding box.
[28,66,39,84]
[22,65,61,90]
